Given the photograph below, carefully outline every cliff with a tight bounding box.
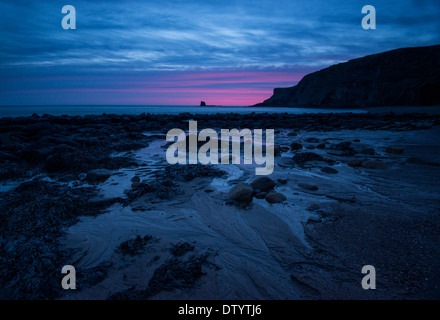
[256,45,440,108]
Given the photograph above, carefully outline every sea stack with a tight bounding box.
[200,101,206,106]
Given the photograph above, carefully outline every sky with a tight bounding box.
[0,0,439,106]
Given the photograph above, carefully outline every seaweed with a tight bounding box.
[169,242,195,257]
[116,235,156,257]
[109,252,216,300]
[76,263,112,290]
[159,164,225,182]
[0,179,107,299]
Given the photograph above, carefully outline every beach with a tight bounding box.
[1,111,440,299]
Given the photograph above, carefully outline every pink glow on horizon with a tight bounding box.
[110,95,266,106]
[7,88,272,94]
[4,69,315,106]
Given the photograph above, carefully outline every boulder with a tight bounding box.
[131,175,141,182]
[229,183,253,202]
[265,192,287,204]
[250,176,276,192]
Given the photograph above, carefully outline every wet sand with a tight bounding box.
[1,112,439,299]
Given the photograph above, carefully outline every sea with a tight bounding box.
[0,105,366,118]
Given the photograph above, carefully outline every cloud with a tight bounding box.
[0,0,439,105]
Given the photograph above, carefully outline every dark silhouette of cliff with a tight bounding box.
[256,45,440,108]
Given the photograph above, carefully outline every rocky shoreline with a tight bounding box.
[1,111,440,299]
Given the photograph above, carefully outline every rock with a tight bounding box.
[306,202,320,211]
[307,216,322,223]
[290,142,303,151]
[255,192,267,199]
[358,147,374,155]
[385,146,404,155]
[265,192,287,204]
[321,166,338,174]
[255,45,440,108]
[160,163,224,182]
[326,150,345,156]
[160,180,174,187]
[361,160,390,169]
[329,141,355,156]
[326,194,356,203]
[85,169,113,184]
[316,142,326,149]
[274,144,281,156]
[200,101,206,106]
[131,175,141,183]
[59,174,75,182]
[298,183,319,191]
[131,182,143,189]
[277,178,288,185]
[347,159,363,167]
[87,197,120,209]
[229,183,253,203]
[406,157,440,167]
[250,176,276,192]
[292,152,333,166]
[22,121,53,136]
[0,133,20,146]
[0,150,17,161]
[304,137,320,143]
